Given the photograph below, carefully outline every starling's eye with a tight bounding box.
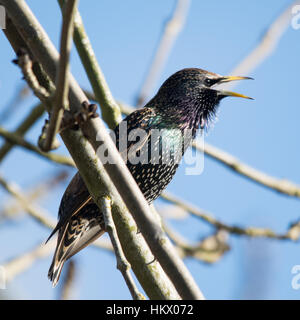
[204,78,215,87]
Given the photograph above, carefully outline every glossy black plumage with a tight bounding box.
[48,68,252,285]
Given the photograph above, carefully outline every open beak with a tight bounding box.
[217,75,254,100]
[217,90,253,100]
[219,75,253,83]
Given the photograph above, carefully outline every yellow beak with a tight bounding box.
[217,75,253,99]
[219,75,253,83]
[218,90,253,100]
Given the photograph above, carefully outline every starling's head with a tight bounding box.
[152,68,253,130]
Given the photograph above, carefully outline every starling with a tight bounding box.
[47,68,252,286]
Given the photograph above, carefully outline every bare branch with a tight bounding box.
[13,49,52,108]
[0,175,56,229]
[136,0,190,106]
[0,170,68,220]
[101,197,145,300]
[58,0,122,129]
[221,0,300,89]
[193,141,300,198]
[42,0,77,152]
[0,84,31,124]
[0,103,44,162]
[162,191,300,241]
[165,223,230,263]
[2,239,56,284]
[0,126,75,167]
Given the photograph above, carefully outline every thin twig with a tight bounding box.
[42,0,77,151]
[13,49,52,108]
[0,84,31,124]
[136,0,190,107]
[0,175,56,229]
[221,0,300,89]
[0,126,75,167]
[0,170,68,220]
[58,0,122,129]
[0,237,112,285]
[161,191,300,241]
[2,239,56,284]
[193,141,300,198]
[0,103,44,162]
[101,197,145,300]
[164,223,230,263]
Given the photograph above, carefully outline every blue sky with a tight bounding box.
[0,0,300,299]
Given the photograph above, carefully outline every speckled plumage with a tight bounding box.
[48,68,252,285]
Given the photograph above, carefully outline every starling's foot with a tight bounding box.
[74,101,99,125]
[59,101,99,133]
[60,110,79,132]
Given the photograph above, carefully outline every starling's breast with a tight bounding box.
[127,162,178,203]
[126,127,188,203]
[115,107,194,203]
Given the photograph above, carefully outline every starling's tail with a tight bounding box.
[47,223,69,287]
[47,213,105,287]
[48,259,65,287]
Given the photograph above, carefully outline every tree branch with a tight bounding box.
[193,141,300,198]
[0,170,69,221]
[101,197,145,300]
[0,84,30,124]
[164,223,230,263]
[0,103,44,162]
[58,0,122,129]
[2,239,56,284]
[0,126,75,167]
[136,0,190,106]
[0,175,56,229]
[42,0,77,151]
[162,191,300,241]
[13,49,52,108]
[222,0,300,89]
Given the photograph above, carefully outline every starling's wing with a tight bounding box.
[48,107,156,286]
[46,172,92,242]
[119,130,151,162]
[47,173,104,286]
[116,107,155,162]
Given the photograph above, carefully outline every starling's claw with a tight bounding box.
[59,110,79,132]
[75,101,99,125]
